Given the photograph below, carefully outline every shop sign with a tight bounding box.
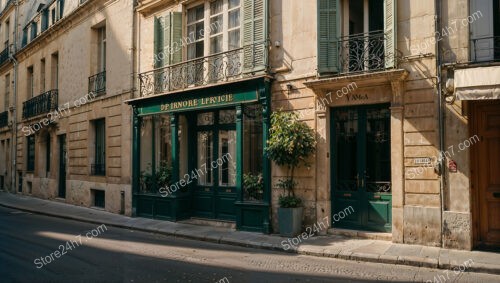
[138,91,258,116]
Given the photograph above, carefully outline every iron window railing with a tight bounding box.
[22,89,58,119]
[0,111,7,128]
[138,42,267,98]
[91,163,106,176]
[0,47,9,66]
[471,36,500,63]
[88,71,106,95]
[336,30,388,74]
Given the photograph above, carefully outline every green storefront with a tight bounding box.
[127,77,271,233]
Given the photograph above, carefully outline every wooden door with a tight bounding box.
[473,101,500,247]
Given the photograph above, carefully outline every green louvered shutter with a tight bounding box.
[170,12,183,65]
[317,0,339,74]
[162,14,172,66]
[242,0,268,74]
[154,16,165,68]
[384,0,396,68]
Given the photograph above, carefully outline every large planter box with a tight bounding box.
[278,207,303,237]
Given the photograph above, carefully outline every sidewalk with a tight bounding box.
[1,191,500,275]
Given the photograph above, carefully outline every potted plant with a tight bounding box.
[243,173,264,201]
[266,110,316,237]
[139,161,172,194]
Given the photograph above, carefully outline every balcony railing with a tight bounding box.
[22,89,58,119]
[89,71,106,95]
[471,36,500,63]
[0,47,9,66]
[337,30,388,74]
[139,42,267,98]
[91,163,106,176]
[0,111,7,128]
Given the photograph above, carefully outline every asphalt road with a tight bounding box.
[1,206,499,283]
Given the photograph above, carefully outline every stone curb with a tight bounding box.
[2,200,500,276]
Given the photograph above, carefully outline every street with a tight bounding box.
[0,206,499,283]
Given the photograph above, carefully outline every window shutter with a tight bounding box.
[317,0,339,74]
[170,12,183,65]
[384,0,396,68]
[162,13,172,66]
[154,16,165,68]
[242,0,268,74]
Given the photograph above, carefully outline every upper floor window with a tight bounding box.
[27,135,35,171]
[51,52,59,89]
[186,0,240,60]
[4,74,9,111]
[470,0,500,62]
[97,26,106,72]
[317,0,395,75]
[4,20,9,49]
[27,66,34,98]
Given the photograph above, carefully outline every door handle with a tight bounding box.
[493,192,500,198]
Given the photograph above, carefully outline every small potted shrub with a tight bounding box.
[266,110,316,237]
[243,173,264,201]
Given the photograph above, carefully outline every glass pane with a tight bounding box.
[228,9,240,29]
[140,116,154,194]
[178,115,189,189]
[187,44,196,60]
[195,41,204,58]
[188,5,204,23]
[197,112,214,125]
[243,104,263,201]
[365,108,391,193]
[228,30,240,50]
[335,109,358,191]
[157,115,171,166]
[210,35,223,54]
[219,109,236,124]
[210,0,223,15]
[195,22,204,39]
[197,131,213,185]
[229,0,240,9]
[219,130,236,186]
[210,15,223,35]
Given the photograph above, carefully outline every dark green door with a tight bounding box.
[191,110,237,221]
[331,104,392,232]
[58,134,66,198]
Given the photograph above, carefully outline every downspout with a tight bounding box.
[435,0,445,247]
[10,0,19,193]
[130,0,138,215]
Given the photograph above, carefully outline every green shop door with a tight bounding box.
[191,110,237,221]
[331,104,392,232]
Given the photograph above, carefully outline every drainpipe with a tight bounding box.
[9,0,19,193]
[435,0,445,247]
[129,0,138,213]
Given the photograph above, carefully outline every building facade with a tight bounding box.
[0,0,498,251]
[12,0,134,215]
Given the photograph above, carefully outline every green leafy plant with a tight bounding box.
[156,161,173,189]
[266,110,316,208]
[139,161,173,194]
[243,173,264,201]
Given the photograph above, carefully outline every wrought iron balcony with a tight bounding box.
[89,71,106,95]
[22,89,58,120]
[0,111,8,128]
[0,47,9,66]
[139,42,267,98]
[337,31,388,74]
[91,163,106,176]
[471,36,500,63]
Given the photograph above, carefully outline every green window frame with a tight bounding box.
[27,135,35,172]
